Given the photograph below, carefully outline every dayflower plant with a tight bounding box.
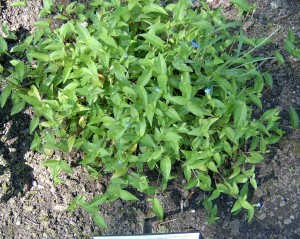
[0,0,285,228]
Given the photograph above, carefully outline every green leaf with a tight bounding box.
[0,36,8,53]
[42,159,59,168]
[241,200,254,222]
[59,160,73,174]
[208,161,218,173]
[223,127,236,144]
[264,73,273,88]
[229,166,241,179]
[249,94,262,109]
[139,117,147,137]
[287,29,295,42]
[11,100,26,115]
[157,74,168,92]
[29,116,40,134]
[284,39,295,53]
[229,0,252,12]
[0,85,12,108]
[179,72,192,99]
[231,200,242,213]
[183,166,192,181]
[137,69,152,87]
[91,212,108,229]
[75,22,90,41]
[160,156,171,181]
[119,190,139,201]
[155,53,167,75]
[289,106,299,129]
[274,51,285,64]
[247,152,264,164]
[99,35,118,49]
[152,198,164,219]
[67,135,76,152]
[234,101,247,126]
[261,108,278,121]
[143,4,168,15]
[140,33,165,50]
[137,87,148,106]
[29,52,49,62]
[30,132,41,149]
[10,1,26,7]
[187,103,204,117]
[166,107,182,121]
[250,175,257,190]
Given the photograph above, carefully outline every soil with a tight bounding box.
[0,0,299,238]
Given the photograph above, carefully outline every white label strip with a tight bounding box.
[94,232,201,239]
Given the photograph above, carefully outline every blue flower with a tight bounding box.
[190,40,199,48]
[53,126,58,131]
[204,88,212,94]
[190,0,195,3]
[155,86,160,92]
[116,161,122,166]
[126,122,130,128]
[256,202,263,208]
[123,53,128,58]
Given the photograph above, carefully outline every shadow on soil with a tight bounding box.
[0,103,33,202]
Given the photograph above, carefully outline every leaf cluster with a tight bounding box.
[0,0,290,227]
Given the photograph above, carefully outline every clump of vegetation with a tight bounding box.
[0,0,298,228]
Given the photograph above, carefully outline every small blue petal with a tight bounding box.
[117,161,122,166]
[190,0,195,3]
[190,40,199,48]
[123,53,128,58]
[126,122,130,128]
[155,86,160,92]
[204,88,212,94]
[256,202,263,208]
[53,126,58,131]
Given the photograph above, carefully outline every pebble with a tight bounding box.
[291,203,297,209]
[270,2,278,9]
[280,201,286,207]
[284,218,292,225]
[16,221,21,226]
[258,212,267,220]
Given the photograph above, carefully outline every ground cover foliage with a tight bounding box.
[0,0,299,229]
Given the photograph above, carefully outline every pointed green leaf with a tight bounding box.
[0,85,12,108]
[247,152,264,164]
[29,116,40,134]
[274,51,285,64]
[91,212,108,229]
[119,190,139,201]
[166,107,182,121]
[140,33,165,49]
[137,69,152,87]
[29,53,49,62]
[0,36,8,53]
[155,53,167,75]
[67,135,76,152]
[234,101,247,126]
[160,156,171,181]
[229,0,251,11]
[59,160,73,174]
[143,4,168,15]
[152,198,164,219]
[30,132,41,149]
[11,100,26,115]
[284,39,295,53]
[289,106,299,129]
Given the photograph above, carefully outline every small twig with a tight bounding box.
[158,218,177,225]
